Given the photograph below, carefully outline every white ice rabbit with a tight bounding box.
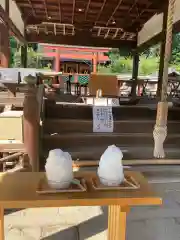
[97,145,124,186]
[45,149,73,189]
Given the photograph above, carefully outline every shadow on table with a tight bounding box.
[41,206,108,240]
[4,209,23,215]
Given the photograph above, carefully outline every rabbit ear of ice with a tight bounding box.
[63,152,73,162]
[108,145,123,159]
[48,149,64,159]
[99,145,123,165]
[46,149,73,166]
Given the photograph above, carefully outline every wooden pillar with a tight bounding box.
[54,48,60,72]
[23,84,39,171]
[21,45,27,68]
[5,0,10,14]
[0,207,4,240]
[131,51,139,97]
[97,52,99,72]
[92,53,97,73]
[153,0,175,159]
[157,5,168,97]
[108,205,129,240]
[0,20,10,68]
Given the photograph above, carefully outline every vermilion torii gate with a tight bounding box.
[0,0,178,162]
[41,44,110,73]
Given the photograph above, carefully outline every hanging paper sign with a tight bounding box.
[93,106,114,132]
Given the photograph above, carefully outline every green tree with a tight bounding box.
[143,44,160,58]
[139,57,159,75]
[13,47,42,68]
[170,33,180,64]
[10,37,19,67]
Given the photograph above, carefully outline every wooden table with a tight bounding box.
[0,171,162,240]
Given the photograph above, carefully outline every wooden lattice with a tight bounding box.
[16,0,164,34]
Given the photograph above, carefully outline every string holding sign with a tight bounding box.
[93,106,114,133]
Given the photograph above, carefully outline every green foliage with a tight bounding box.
[143,44,160,58]
[10,37,18,49]
[9,32,180,74]
[13,47,43,69]
[43,63,52,70]
[9,38,41,68]
[98,56,158,75]
[97,65,112,74]
[111,58,132,73]
[99,33,180,75]
[171,33,180,64]
[10,37,18,67]
[139,57,159,75]
[28,43,38,52]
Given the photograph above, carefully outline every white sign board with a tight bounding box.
[93,106,114,132]
[0,68,19,83]
[19,68,37,82]
[86,97,119,106]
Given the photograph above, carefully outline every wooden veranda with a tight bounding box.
[0,1,179,239]
[0,0,180,169]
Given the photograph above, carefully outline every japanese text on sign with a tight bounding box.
[93,106,114,132]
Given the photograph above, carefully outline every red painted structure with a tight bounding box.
[40,44,110,73]
[0,19,10,67]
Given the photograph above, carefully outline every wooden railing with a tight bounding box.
[23,83,45,172]
[0,152,29,172]
[0,82,44,172]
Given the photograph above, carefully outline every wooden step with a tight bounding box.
[41,145,180,161]
[44,102,180,120]
[42,133,180,150]
[0,142,25,152]
[43,119,180,134]
[0,97,23,107]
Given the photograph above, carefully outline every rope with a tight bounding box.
[154,0,175,158]
[161,0,176,102]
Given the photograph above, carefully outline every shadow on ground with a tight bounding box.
[41,207,108,240]
[41,226,79,240]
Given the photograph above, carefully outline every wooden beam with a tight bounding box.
[137,16,180,53]
[131,51,139,97]
[72,159,180,168]
[42,45,110,53]
[0,20,10,67]
[94,0,107,25]
[26,31,136,49]
[173,19,180,33]
[106,0,123,26]
[137,32,163,53]
[0,152,23,163]
[54,48,60,72]
[21,45,27,68]
[23,84,39,172]
[5,0,9,14]
[0,5,26,43]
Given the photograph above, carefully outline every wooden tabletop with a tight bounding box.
[0,171,162,209]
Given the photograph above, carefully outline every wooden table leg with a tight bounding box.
[108,205,129,240]
[0,207,4,240]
